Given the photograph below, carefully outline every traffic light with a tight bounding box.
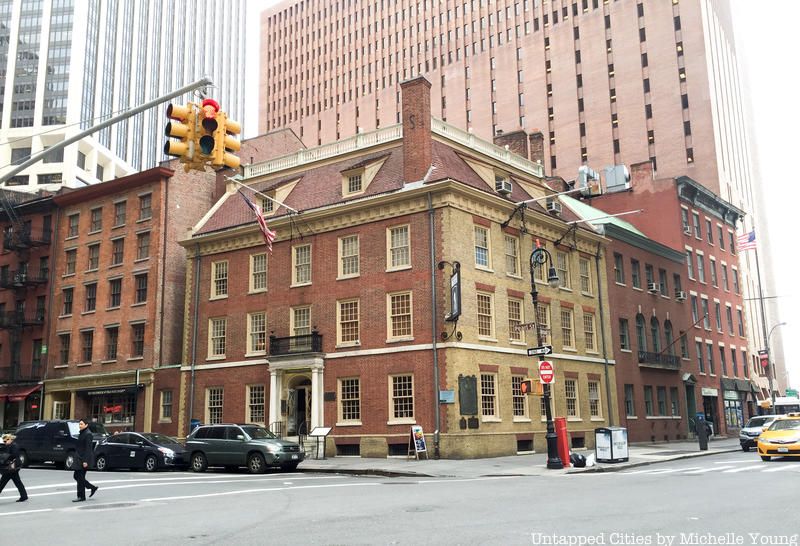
[198,98,220,159]
[214,113,241,169]
[164,103,195,162]
[520,379,533,395]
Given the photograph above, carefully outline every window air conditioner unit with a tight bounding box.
[647,282,659,293]
[546,200,562,215]
[495,177,513,195]
[675,290,687,301]
[683,226,691,235]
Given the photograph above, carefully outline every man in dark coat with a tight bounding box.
[0,433,28,502]
[72,419,98,502]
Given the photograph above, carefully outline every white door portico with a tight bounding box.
[267,355,325,434]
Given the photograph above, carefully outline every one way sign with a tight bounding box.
[527,345,553,357]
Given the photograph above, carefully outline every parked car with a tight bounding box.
[185,423,304,473]
[757,413,800,461]
[13,420,109,468]
[739,415,783,451]
[94,432,187,472]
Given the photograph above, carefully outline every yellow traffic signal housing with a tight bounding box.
[164,103,195,161]
[197,98,220,160]
[216,114,241,169]
[520,378,544,396]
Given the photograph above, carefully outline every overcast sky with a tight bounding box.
[245,1,800,390]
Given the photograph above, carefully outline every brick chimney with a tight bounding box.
[401,76,432,183]
[528,130,545,166]
[493,130,529,159]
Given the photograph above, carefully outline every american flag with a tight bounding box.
[736,230,756,252]
[238,189,277,252]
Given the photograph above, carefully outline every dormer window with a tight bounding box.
[260,195,274,215]
[348,173,363,194]
[342,168,366,197]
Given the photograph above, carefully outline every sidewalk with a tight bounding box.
[298,438,742,478]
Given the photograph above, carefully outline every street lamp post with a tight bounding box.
[766,322,787,412]
[530,244,563,470]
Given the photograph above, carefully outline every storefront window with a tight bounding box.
[724,395,743,429]
[90,393,135,425]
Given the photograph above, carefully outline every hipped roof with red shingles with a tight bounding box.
[193,137,568,238]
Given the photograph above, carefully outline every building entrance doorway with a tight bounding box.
[287,377,311,436]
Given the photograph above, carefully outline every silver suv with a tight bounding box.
[740,415,783,451]
[185,424,304,473]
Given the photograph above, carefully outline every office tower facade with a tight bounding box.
[260,0,783,400]
[0,0,245,191]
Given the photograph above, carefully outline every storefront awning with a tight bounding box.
[76,384,141,397]
[0,384,41,402]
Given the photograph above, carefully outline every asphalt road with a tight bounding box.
[1,452,798,545]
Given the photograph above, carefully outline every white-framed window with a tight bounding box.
[670,386,680,416]
[624,384,635,417]
[388,292,413,339]
[53,400,70,420]
[588,380,601,418]
[338,377,361,423]
[561,307,575,349]
[337,299,360,345]
[389,374,415,422]
[338,235,360,278]
[292,306,311,336]
[247,312,267,354]
[504,235,520,276]
[211,261,228,298]
[565,378,579,418]
[583,313,596,352]
[159,390,173,421]
[511,375,529,418]
[387,225,411,270]
[477,292,495,338]
[579,257,592,294]
[644,386,654,416]
[250,253,267,292]
[343,170,364,195]
[480,373,498,419]
[247,384,266,424]
[556,251,571,288]
[208,317,227,358]
[535,303,551,345]
[292,244,312,285]
[474,225,491,268]
[205,387,223,424]
[508,298,523,342]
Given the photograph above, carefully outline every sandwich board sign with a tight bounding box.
[408,425,429,460]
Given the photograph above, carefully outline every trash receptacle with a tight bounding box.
[190,418,201,431]
[595,426,629,463]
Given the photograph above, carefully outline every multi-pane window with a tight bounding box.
[81,330,93,362]
[650,318,661,353]
[692,212,701,238]
[136,232,150,260]
[212,261,228,298]
[105,326,118,360]
[293,244,311,284]
[248,312,267,353]
[636,315,647,352]
[644,386,654,416]
[624,384,635,416]
[109,278,122,308]
[732,268,740,293]
[686,251,695,279]
[613,253,625,284]
[388,292,412,339]
[588,381,601,417]
[62,287,73,315]
[619,318,630,350]
[480,373,498,418]
[59,333,71,365]
[347,173,363,193]
[657,386,667,416]
[511,376,528,418]
[114,201,126,226]
[390,375,414,420]
[206,387,223,424]
[250,253,267,292]
[715,302,722,331]
[474,226,490,268]
[583,313,596,352]
[697,341,705,373]
[292,307,311,336]
[65,249,77,275]
[508,298,523,342]
[565,379,578,417]
[134,273,148,304]
[160,390,173,420]
[579,257,591,293]
[338,299,360,344]
[670,387,680,416]
[737,309,745,337]
[536,303,551,345]
[84,283,97,312]
[631,259,641,288]
[138,193,152,220]
[722,264,729,290]
[659,269,668,296]
[67,214,79,237]
[388,225,410,269]
[504,235,519,276]
[556,251,571,288]
[131,323,145,357]
[247,385,266,424]
[560,308,574,348]
[339,378,361,422]
[691,296,699,323]
[339,235,359,277]
[87,243,100,270]
[701,299,711,329]
[477,292,494,338]
[111,238,124,265]
[731,349,739,377]
[696,254,705,283]
[710,259,718,287]
[90,207,102,232]
[719,346,728,376]
[209,318,226,357]
[706,343,715,374]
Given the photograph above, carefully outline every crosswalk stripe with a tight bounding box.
[683,466,736,473]
[762,465,799,472]
[722,465,765,473]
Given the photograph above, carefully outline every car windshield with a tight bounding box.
[141,433,179,445]
[746,417,771,428]
[67,422,81,437]
[89,422,109,436]
[241,426,277,439]
[768,419,800,431]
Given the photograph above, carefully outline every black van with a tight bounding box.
[14,420,109,469]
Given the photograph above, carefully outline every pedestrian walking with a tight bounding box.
[0,433,28,502]
[72,419,98,502]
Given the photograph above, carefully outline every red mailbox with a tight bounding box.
[554,417,571,468]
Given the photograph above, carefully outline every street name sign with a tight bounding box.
[538,360,555,384]
[527,345,553,357]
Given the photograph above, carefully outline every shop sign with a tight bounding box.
[723,390,739,401]
[79,385,139,397]
[701,387,718,397]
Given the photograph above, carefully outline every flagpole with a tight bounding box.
[225,175,299,213]
[754,247,776,411]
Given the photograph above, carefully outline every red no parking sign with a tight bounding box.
[538,360,555,384]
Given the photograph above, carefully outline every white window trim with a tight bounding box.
[159,390,173,423]
[207,317,227,360]
[386,224,412,272]
[291,244,312,287]
[508,297,525,344]
[210,260,229,300]
[246,384,266,425]
[336,298,361,347]
[480,372,501,422]
[565,378,580,419]
[474,225,493,271]
[249,253,268,294]
[337,377,363,425]
[205,387,224,424]
[342,169,366,197]
[504,234,521,278]
[246,311,267,356]
[386,291,414,342]
[511,374,530,421]
[387,374,416,425]
[337,234,361,280]
[476,291,497,341]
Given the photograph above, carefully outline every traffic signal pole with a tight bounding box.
[0,76,213,185]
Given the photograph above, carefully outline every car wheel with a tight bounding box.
[17,450,28,468]
[64,452,76,471]
[281,463,299,472]
[145,455,158,472]
[191,452,208,473]
[247,453,266,474]
[760,456,771,462]
[95,455,108,471]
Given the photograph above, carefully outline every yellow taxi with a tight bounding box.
[757,412,800,461]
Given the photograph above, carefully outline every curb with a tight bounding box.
[567,446,742,474]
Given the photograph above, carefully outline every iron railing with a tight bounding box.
[269,332,323,355]
[638,350,681,369]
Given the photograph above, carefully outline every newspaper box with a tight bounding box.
[594,426,629,463]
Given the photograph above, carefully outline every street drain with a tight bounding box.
[79,502,137,510]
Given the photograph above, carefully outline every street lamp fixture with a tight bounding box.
[766,321,787,412]
[530,243,563,470]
